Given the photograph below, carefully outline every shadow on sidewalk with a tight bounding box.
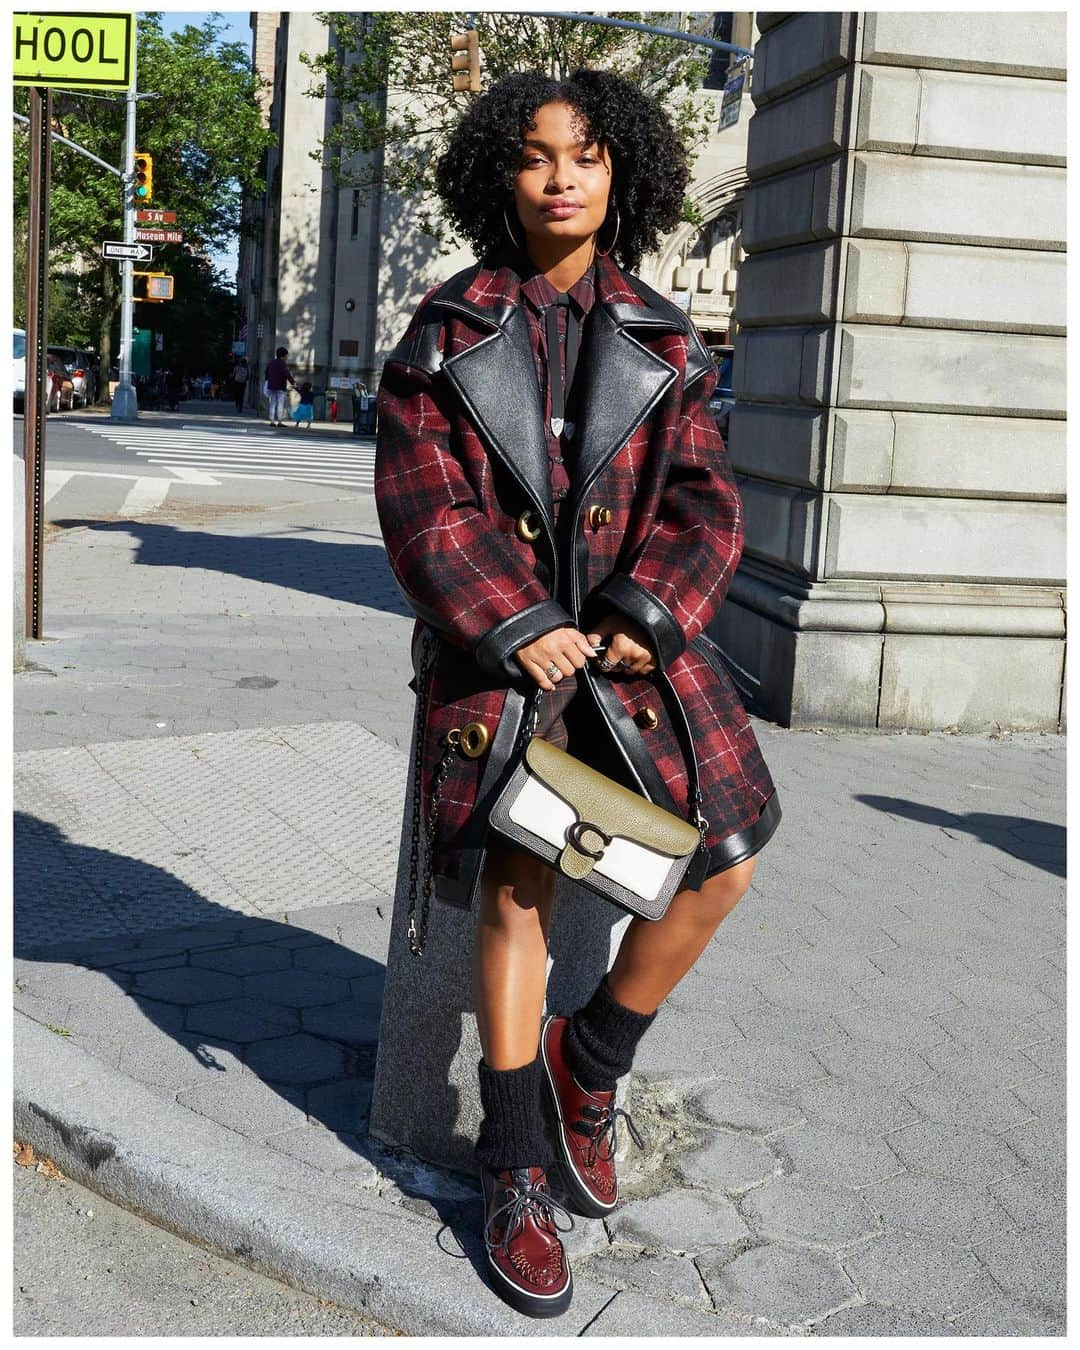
[48,519,412,617]
[856,794,1065,879]
[14,812,483,1278]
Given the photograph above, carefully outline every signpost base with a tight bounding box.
[110,382,139,421]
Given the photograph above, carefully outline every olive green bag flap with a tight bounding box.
[524,737,700,880]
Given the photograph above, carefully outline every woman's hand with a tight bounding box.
[585,615,657,677]
[514,626,598,690]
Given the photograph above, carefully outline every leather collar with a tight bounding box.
[434,253,687,542]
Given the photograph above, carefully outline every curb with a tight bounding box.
[14,1012,623,1336]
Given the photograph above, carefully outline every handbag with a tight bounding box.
[403,635,710,956]
[487,671,710,922]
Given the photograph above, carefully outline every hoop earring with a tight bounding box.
[595,205,620,258]
[503,206,523,250]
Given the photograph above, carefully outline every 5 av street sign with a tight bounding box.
[102,240,154,262]
[136,209,177,224]
[13,12,135,91]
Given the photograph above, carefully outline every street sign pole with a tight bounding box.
[111,40,139,422]
[23,84,52,640]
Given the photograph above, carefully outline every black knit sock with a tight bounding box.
[565,976,658,1093]
[474,1056,550,1171]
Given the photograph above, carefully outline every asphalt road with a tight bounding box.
[14,403,377,519]
[14,1152,397,1335]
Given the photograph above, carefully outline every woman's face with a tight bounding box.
[510,100,612,251]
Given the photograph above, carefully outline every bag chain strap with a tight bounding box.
[406,631,460,957]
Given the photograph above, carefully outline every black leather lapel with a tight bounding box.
[562,301,679,522]
[439,300,553,529]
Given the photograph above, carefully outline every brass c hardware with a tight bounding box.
[567,820,612,860]
[459,721,491,758]
[635,707,659,730]
[588,505,613,530]
[516,509,542,543]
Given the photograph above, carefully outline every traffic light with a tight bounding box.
[450,28,480,93]
[133,151,153,204]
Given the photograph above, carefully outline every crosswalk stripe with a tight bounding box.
[134,451,374,470]
[119,477,171,514]
[44,470,74,503]
[141,459,372,481]
[126,444,374,461]
[78,422,376,491]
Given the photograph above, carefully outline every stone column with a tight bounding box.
[368,703,632,1174]
[712,11,1066,730]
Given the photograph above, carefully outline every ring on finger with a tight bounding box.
[545,662,562,681]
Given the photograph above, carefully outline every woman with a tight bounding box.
[375,69,781,1319]
[231,356,249,414]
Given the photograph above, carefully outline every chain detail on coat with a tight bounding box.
[407,631,461,957]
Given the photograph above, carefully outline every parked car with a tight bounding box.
[46,351,75,412]
[13,328,25,411]
[707,344,735,440]
[47,344,97,408]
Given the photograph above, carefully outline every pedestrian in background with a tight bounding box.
[291,380,315,429]
[375,68,781,1319]
[265,345,297,427]
[231,356,249,414]
[164,366,182,413]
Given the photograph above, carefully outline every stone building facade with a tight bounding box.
[716,11,1066,731]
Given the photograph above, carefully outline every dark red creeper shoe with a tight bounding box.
[540,1014,645,1219]
[481,1165,574,1318]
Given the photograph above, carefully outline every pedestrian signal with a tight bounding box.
[450,29,480,93]
[146,273,174,300]
[133,151,153,203]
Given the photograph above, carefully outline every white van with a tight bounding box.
[13,328,26,410]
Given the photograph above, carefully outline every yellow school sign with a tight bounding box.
[14,11,134,91]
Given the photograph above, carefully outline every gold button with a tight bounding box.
[516,509,542,542]
[459,721,491,758]
[635,707,659,730]
[588,505,613,530]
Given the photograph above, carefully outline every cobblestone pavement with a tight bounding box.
[13,492,1066,1335]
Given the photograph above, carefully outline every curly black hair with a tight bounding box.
[433,69,690,275]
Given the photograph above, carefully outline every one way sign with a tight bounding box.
[101,240,154,262]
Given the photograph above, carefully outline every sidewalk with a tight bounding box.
[14,490,1066,1335]
[68,398,366,437]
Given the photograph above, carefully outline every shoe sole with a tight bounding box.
[540,1015,619,1220]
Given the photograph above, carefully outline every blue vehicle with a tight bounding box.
[707,344,735,439]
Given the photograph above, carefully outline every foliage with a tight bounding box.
[300,10,718,252]
[12,12,274,378]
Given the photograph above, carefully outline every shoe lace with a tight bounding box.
[572,1098,645,1166]
[484,1170,575,1256]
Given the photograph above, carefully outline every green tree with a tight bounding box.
[12,12,274,392]
[300,11,718,252]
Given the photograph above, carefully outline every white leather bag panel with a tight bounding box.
[506,776,673,903]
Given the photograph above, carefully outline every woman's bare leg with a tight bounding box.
[472,846,556,1068]
[606,855,758,1014]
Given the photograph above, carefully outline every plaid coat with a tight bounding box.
[375,246,780,910]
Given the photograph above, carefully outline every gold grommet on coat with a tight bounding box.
[635,707,659,730]
[588,504,613,530]
[516,509,542,542]
[459,721,491,758]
